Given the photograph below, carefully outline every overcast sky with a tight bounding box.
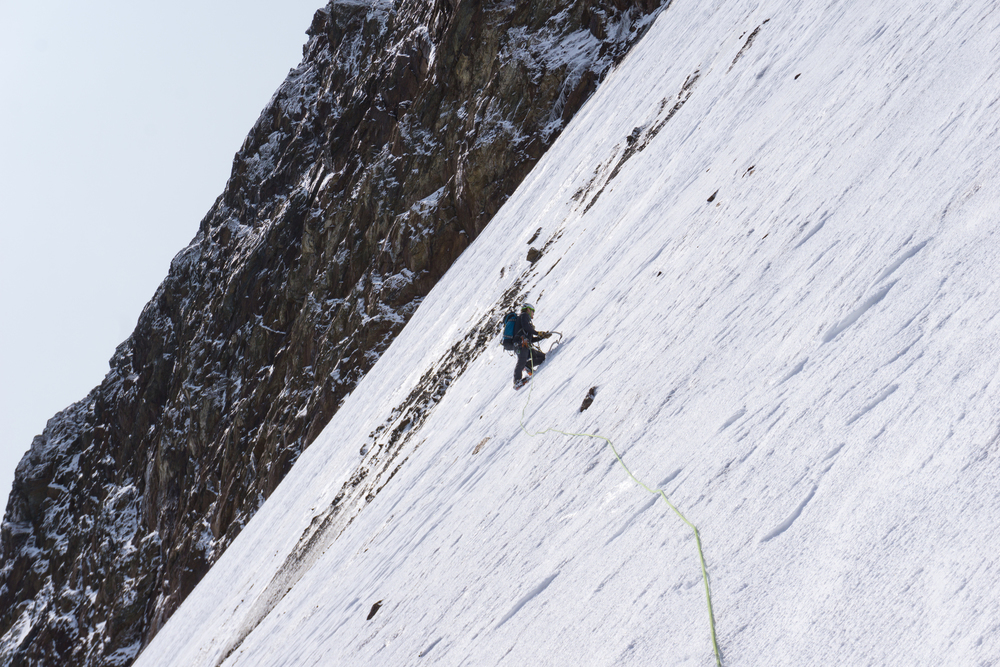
[0,1,326,506]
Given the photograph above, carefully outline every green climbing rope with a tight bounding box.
[516,356,722,666]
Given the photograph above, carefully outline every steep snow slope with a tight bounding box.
[135,0,1000,665]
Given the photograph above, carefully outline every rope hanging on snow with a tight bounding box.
[516,358,722,666]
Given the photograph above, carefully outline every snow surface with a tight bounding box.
[135,0,1000,665]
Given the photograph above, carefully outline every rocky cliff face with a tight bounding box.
[0,1,668,664]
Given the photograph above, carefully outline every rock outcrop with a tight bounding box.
[0,0,669,664]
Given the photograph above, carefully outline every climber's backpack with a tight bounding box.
[500,311,518,351]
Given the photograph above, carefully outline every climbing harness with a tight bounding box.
[505,332,562,360]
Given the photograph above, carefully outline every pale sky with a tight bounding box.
[0,1,326,506]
